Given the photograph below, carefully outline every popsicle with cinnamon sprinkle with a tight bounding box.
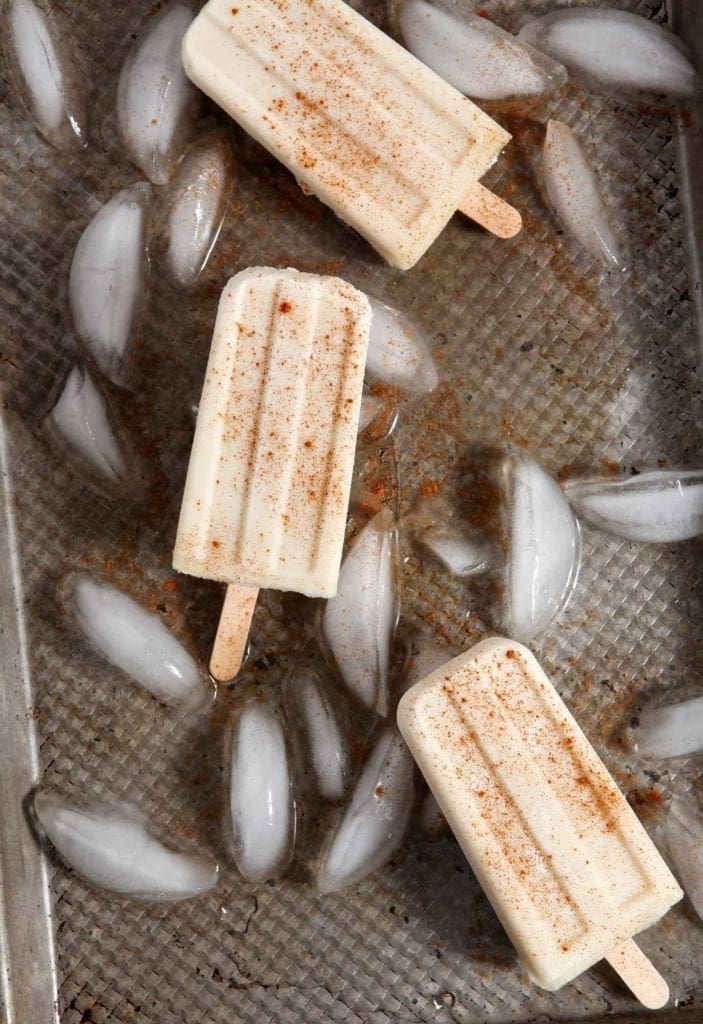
[397,637,682,1007]
[181,0,520,269]
[173,267,370,680]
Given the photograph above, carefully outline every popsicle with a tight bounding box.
[397,637,682,1007]
[180,0,520,270]
[173,266,371,680]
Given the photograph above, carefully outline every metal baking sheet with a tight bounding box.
[1,0,702,1022]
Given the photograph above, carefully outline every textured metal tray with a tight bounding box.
[1,0,702,1022]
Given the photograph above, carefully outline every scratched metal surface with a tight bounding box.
[0,0,702,1021]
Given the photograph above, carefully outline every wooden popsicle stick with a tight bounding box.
[458,182,522,239]
[209,583,259,683]
[605,938,669,1010]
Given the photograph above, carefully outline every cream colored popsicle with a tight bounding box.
[181,0,519,270]
[397,637,682,1005]
[173,267,371,679]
